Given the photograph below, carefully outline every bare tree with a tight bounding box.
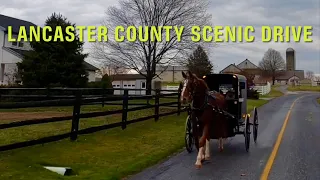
[91,0,212,94]
[97,63,130,77]
[314,75,320,82]
[259,48,285,85]
[306,71,314,80]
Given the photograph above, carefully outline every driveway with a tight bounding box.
[128,92,320,180]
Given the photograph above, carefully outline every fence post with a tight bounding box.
[102,87,105,107]
[70,90,82,141]
[46,87,50,99]
[122,89,128,130]
[154,89,160,121]
[177,83,182,115]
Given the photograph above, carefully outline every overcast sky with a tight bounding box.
[1,0,319,74]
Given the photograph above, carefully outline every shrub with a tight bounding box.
[247,88,259,99]
[86,74,113,95]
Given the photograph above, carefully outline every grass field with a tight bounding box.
[287,85,320,92]
[317,98,320,104]
[0,98,269,180]
[260,85,284,98]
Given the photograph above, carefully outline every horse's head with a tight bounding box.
[180,71,200,104]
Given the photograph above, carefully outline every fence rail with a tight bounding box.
[253,82,271,95]
[0,87,186,152]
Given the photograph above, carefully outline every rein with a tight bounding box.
[190,81,214,111]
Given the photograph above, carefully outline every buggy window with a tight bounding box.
[219,84,234,94]
[239,82,246,89]
[239,82,246,98]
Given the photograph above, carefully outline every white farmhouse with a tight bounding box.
[0,14,98,85]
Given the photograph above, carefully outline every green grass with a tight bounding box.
[317,98,320,104]
[247,99,269,112]
[287,85,320,92]
[0,114,187,180]
[260,85,284,98]
[0,98,269,180]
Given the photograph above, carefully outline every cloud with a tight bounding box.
[1,0,319,73]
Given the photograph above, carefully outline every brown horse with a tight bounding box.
[180,71,229,169]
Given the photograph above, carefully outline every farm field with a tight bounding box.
[287,85,320,92]
[0,99,269,180]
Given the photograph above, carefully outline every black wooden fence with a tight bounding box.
[0,87,186,152]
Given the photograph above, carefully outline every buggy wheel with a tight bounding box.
[191,112,200,152]
[185,115,194,153]
[253,107,259,143]
[244,115,251,152]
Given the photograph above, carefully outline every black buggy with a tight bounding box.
[184,73,259,152]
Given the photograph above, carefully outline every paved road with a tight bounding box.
[128,92,320,180]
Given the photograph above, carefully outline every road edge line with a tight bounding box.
[260,95,304,180]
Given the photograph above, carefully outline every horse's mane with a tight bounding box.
[193,74,209,90]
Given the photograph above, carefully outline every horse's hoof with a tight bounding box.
[219,148,224,152]
[205,157,210,161]
[195,164,202,169]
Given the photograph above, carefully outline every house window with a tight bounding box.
[116,85,120,87]
[18,42,24,47]
[124,84,127,87]
[12,42,17,46]
[141,82,146,89]
[132,84,135,87]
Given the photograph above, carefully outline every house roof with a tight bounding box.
[219,64,242,73]
[84,61,99,71]
[110,74,145,81]
[0,14,37,34]
[236,59,259,69]
[275,70,304,80]
[3,47,31,59]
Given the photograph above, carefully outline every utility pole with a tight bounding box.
[172,66,175,82]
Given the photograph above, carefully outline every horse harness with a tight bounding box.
[188,83,235,119]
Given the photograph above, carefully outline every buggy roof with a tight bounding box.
[204,73,247,82]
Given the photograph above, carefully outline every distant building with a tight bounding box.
[110,74,146,95]
[83,61,99,82]
[140,65,188,82]
[220,48,305,85]
[274,70,304,85]
[220,59,264,84]
[286,48,296,71]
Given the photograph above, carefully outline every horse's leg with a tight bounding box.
[221,138,224,151]
[219,138,224,152]
[205,138,210,160]
[195,139,204,168]
[195,124,209,169]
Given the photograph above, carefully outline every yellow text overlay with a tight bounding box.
[7,25,313,43]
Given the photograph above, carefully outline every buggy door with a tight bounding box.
[239,81,247,117]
